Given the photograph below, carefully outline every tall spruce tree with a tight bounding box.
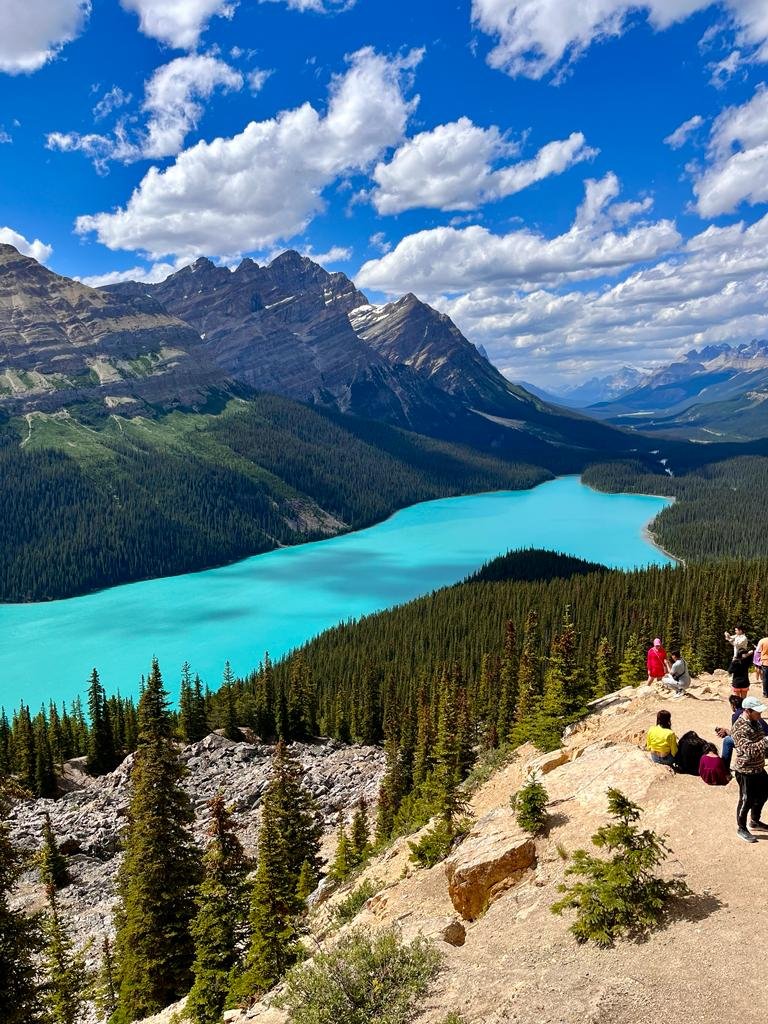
[86,669,116,776]
[38,813,70,891]
[111,659,199,1023]
[349,797,371,868]
[512,610,542,744]
[96,934,118,1021]
[0,778,43,1024]
[618,633,645,688]
[594,637,617,698]
[187,796,250,1024]
[40,889,88,1024]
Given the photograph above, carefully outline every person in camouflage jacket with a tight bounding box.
[732,696,768,843]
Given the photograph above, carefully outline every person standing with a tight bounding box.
[731,696,768,843]
[729,647,755,700]
[725,626,749,659]
[659,650,690,698]
[646,638,668,684]
[756,634,768,698]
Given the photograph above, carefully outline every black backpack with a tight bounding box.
[674,731,709,775]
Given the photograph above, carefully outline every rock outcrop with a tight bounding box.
[444,808,536,921]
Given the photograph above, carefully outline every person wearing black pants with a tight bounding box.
[732,696,768,843]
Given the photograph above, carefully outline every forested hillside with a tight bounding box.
[0,396,544,601]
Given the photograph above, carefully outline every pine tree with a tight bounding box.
[229,785,302,1003]
[265,741,322,884]
[38,813,70,891]
[34,711,57,798]
[328,823,351,884]
[375,737,403,844]
[222,662,240,742]
[96,934,118,1021]
[0,778,43,1024]
[187,796,250,1024]
[514,773,548,836]
[496,620,518,744]
[349,797,371,868]
[594,637,616,698]
[111,659,199,1023]
[618,633,645,688]
[40,889,88,1024]
[296,859,318,903]
[86,668,116,776]
[512,610,542,744]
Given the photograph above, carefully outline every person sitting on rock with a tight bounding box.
[659,650,690,698]
[729,646,755,699]
[698,742,731,786]
[646,709,678,766]
[646,638,669,684]
[731,695,768,843]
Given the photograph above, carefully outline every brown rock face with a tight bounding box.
[444,807,536,921]
[0,244,224,413]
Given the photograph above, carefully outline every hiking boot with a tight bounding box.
[671,691,685,699]
[749,820,768,831]
[738,828,758,843]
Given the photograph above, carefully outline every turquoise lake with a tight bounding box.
[0,476,672,712]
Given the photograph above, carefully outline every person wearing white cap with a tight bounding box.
[732,695,768,843]
[659,650,690,699]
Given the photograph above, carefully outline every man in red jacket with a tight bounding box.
[646,638,668,684]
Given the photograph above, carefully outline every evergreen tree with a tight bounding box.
[374,737,403,845]
[328,823,351,885]
[111,659,199,1023]
[34,711,57,798]
[0,778,43,1024]
[187,796,250,1024]
[38,813,70,891]
[287,655,316,739]
[618,633,645,688]
[265,742,321,883]
[512,610,542,745]
[514,773,548,836]
[229,784,302,1003]
[594,637,616,698]
[40,889,88,1024]
[296,859,318,903]
[349,797,371,868]
[96,934,118,1021]
[496,620,518,744]
[222,662,240,742]
[86,668,116,776]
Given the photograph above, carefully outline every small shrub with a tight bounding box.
[514,773,548,836]
[551,787,691,947]
[333,878,383,926]
[277,927,441,1024]
[555,842,569,861]
[409,818,470,869]
[438,1014,468,1024]
[463,744,517,794]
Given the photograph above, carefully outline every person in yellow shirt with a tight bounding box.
[756,635,768,698]
[646,709,678,766]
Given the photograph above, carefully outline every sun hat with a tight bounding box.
[742,696,767,713]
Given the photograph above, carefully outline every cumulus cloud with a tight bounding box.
[75,47,422,260]
[247,68,272,94]
[664,114,705,149]
[471,0,768,81]
[47,54,243,169]
[440,212,768,383]
[79,260,184,288]
[369,119,595,214]
[0,226,53,263]
[357,173,677,295]
[693,84,768,215]
[0,0,89,74]
[119,0,235,49]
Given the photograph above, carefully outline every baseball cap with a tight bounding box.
[742,696,766,713]
[653,638,662,646]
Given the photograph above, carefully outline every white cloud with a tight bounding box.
[693,84,768,215]
[75,48,422,260]
[93,85,132,121]
[260,0,355,10]
[708,48,744,87]
[471,0,768,81]
[418,211,768,384]
[369,119,595,214]
[78,261,183,288]
[0,131,11,144]
[247,68,272,94]
[119,0,235,49]
[0,0,89,74]
[0,226,53,263]
[357,174,678,295]
[47,54,243,169]
[369,231,391,254]
[307,245,352,264]
[664,114,705,149]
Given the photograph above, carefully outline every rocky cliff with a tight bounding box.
[0,244,225,415]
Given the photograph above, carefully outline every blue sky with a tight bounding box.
[2,0,768,384]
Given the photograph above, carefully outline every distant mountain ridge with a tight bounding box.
[584,339,768,440]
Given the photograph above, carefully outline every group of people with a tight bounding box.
[645,627,768,844]
[645,638,691,696]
